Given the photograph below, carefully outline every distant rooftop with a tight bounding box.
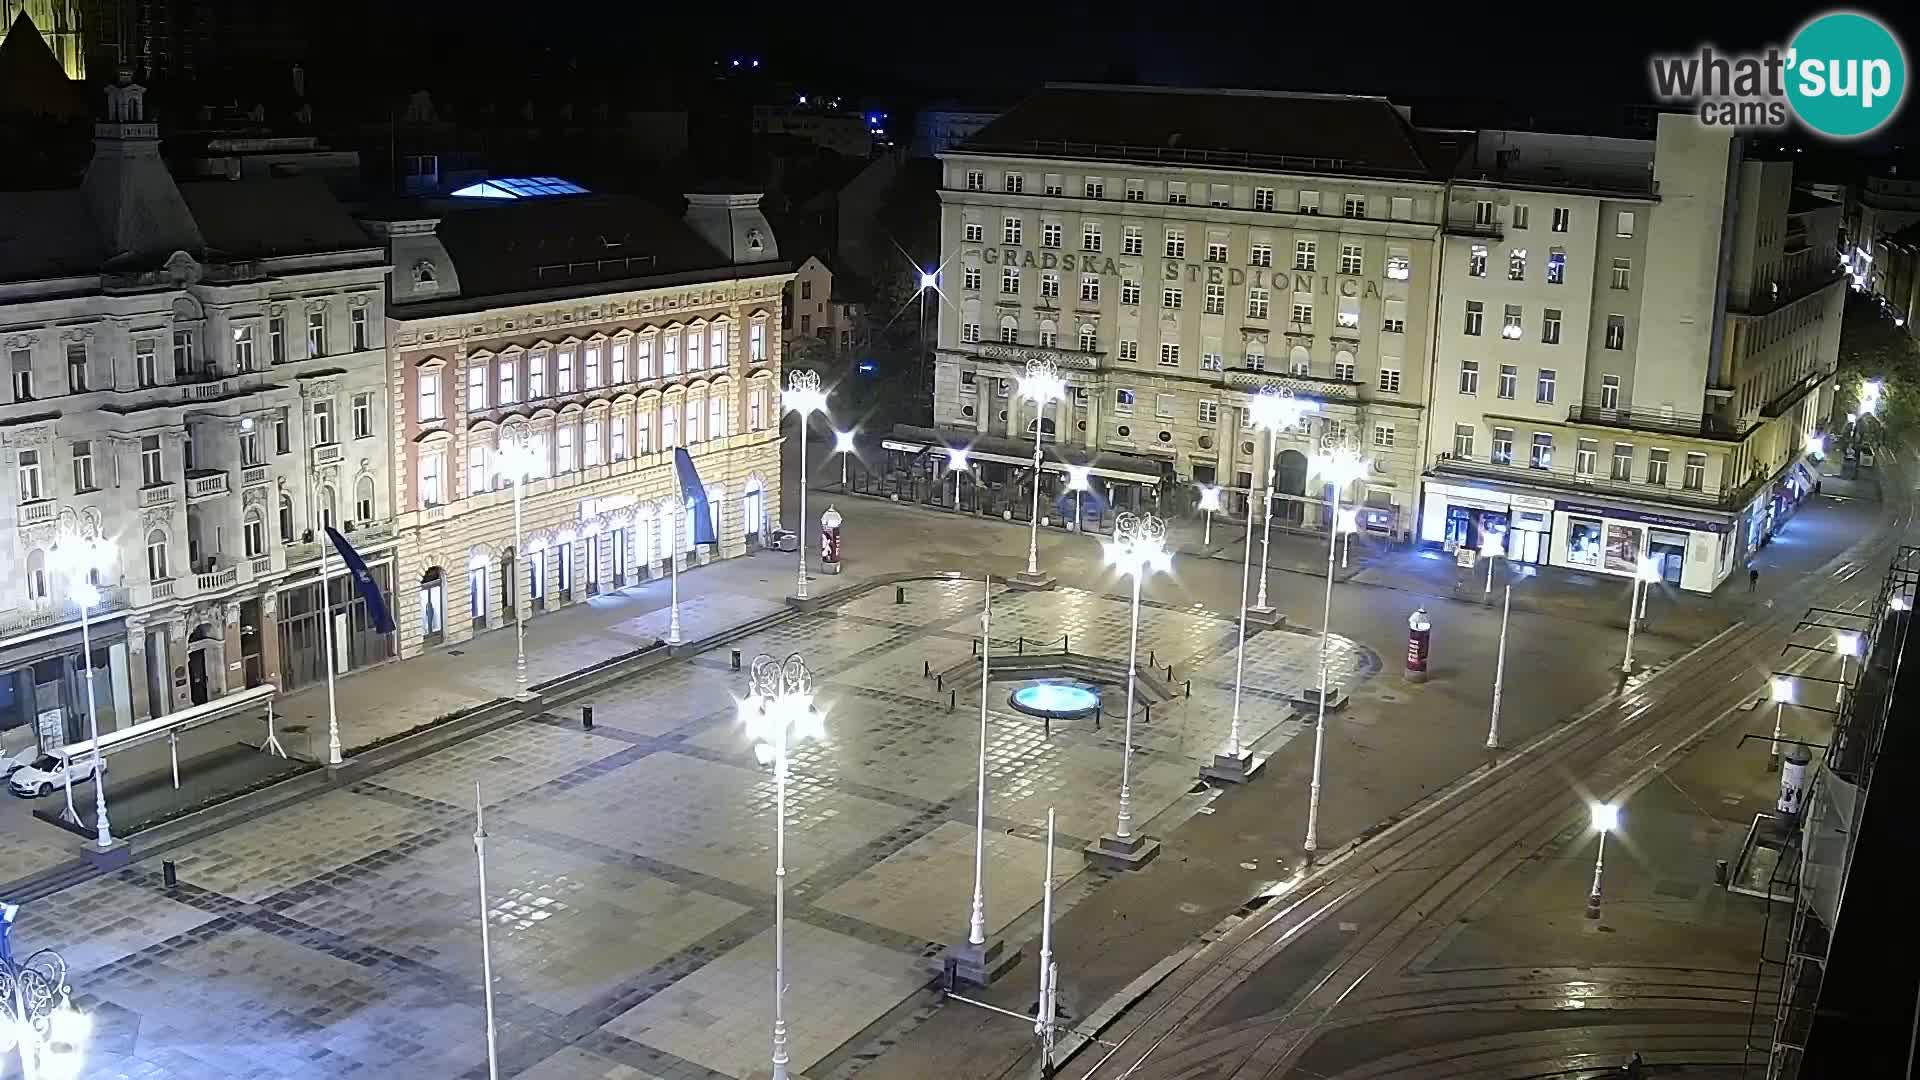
[448,176,589,200]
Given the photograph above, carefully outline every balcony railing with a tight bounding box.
[1430,451,1759,510]
[286,519,395,567]
[139,484,177,508]
[196,565,238,592]
[1446,219,1504,239]
[1564,398,1754,440]
[312,443,342,465]
[242,466,271,488]
[252,555,274,577]
[148,579,177,602]
[185,471,230,500]
[1225,369,1360,401]
[17,499,55,526]
[0,586,130,638]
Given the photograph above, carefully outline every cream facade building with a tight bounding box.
[1423,115,1843,593]
[0,77,394,755]
[930,85,1451,536]
[364,186,791,659]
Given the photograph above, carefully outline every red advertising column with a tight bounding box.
[1405,606,1432,683]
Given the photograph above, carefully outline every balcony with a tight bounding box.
[17,499,55,526]
[1429,451,1759,510]
[251,554,274,577]
[0,586,130,638]
[1225,369,1360,402]
[138,579,178,604]
[1446,219,1504,240]
[138,484,176,509]
[1564,398,1754,441]
[286,519,395,567]
[196,565,238,592]
[312,443,342,466]
[185,470,231,501]
[242,465,271,488]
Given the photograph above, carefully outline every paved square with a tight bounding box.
[370,722,630,806]
[164,788,447,903]
[814,819,1052,942]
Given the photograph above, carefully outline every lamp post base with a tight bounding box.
[1084,832,1162,871]
[941,936,1023,988]
[1010,571,1057,591]
[1243,605,1287,629]
[1201,749,1264,784]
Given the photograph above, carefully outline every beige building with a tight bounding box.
[928,85,1450,536]
[785,255,865,357]
[0,77,394,754]
[363,184,792,658]
[1422,116,1843,593]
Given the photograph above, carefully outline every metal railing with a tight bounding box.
[1429,452,1756,509]
[959,138,1389,177]
[1564,398,1753,439]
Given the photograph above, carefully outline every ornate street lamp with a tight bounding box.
[495,437,544,687]
[0,917,89,1080]
[1620,555,1663,674]
[1018,358,1067,584]
[49,530,112,849]
[784,371,830,600]
[833,429,857,490]
[1246,390,1317,615]
[1585,802,1621,919]
[1303,438,1371,857]
[1090,513,1170,869]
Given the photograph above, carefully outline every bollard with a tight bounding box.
[582,705,595,730]
[1095,706,1102,731]
[973,638,979,657]
[925,659,932,677]
[1715,859,1729,886]
[949,689,957,712]
[731,649,742,671]
[1044,716,1052,739]
[1184,679,1192,698]
[937,673,944,692]
[1019,637,1026,656]
[895,585,906,605]
[1166,664,1174,682]
[163,859,177,888]
[1144,702,1152,723]
[1062,634,1070,653]
[1149,649,1156,668]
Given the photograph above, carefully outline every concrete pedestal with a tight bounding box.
[1201,749,1263,784]
[1244,606,1286,628]
[1290,686,1349,713]
[1084,831,1161,871]
[942,936,1023,988]
[1010,571,1057,591]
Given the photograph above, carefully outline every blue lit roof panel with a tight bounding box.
[450,177,589,200]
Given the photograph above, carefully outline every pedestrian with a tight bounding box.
[1750,566,1760,593]
[1622,1051,1645,1078]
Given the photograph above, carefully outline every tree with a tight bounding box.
[1835,292,1920,446]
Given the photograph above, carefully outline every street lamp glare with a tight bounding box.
[1836,631,1861,658]
[1772,676,1795,703]
[1197,484,1222,513]
[1019,369,1066,404]
[919,269,939,292]
[947,447,970,470]
[1479,533,1504,557]
[1336,507,1360,535]
[1893,594,1912,612]
[1637,556,1663,584]
[1066,464,1091,491]
[1311,445,1372,488]
[1590,802,1620,833]
[833,429,857,454]
[1808,434,1826,457]
[1248,388,1315,432]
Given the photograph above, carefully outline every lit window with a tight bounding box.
[1464,301,1484,336]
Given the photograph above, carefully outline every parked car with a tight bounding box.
[8,754,101,798]
[0,746,37,779]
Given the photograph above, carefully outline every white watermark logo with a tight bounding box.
[1649,10,1907,139]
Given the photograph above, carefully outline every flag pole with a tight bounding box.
[303,396,343,768]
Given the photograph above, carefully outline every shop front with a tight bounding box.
[1550,499,1735,594]
[0,620,136,757]
[1419,480,1556,565]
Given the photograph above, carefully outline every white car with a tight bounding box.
[7,754,102,799]
[0,746,37,779]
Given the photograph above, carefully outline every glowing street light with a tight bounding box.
[496,437,545,666]
[919,270,939,292]
[1585,802,1620,919]
[1197,484,1222,547]
[1247,390,1317,613]
[739,653,826,1080]
[1621,555,1663,674]
[1336,506,1359,569]
[49,531,113,848]
[946,447,971,508]
[1019,358,1068,581]
[1807,434,1827,459]
[1486,583,1512,750]
[1836,631,1861,704]
[1768,676,1795,772]
[833,429,857,490]
[1304,439,1371,856]
[1102,513,1171,854]
[1065,465,1092,533]
[784,370,830,600]
[1479,531,1503,595]
[0,916,89,1080]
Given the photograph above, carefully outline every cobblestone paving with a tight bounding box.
[52,582,1376,1079]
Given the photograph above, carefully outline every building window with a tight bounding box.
[419,369,442,420]
[1166,181,1188,205]
[1117,340,1138,362]
[1165,230,1186,259]
[1530,433,1553,469]
[964,222,983,243]
[353,392,373,438]
[1207,241,1228,263]
[1040,272,1060,300]
[1611,442,1633,481]
[1294,240,1316,271]
[1084,177,1104,199]
[1378,367,1401,394]
[1512,204,1530,230]
[268,317,286,364]
[1453,424,1475,458]
[278,492,294,542]
[1080,276,1100,303]
[1043,222,1062,248]
[556,424,575,472]
[750,319,768,362]
[1464,301,1484,336]
[351,308,370,351]
[584,344,603,389]
[1038,325,1057,348]
[1497,364,1517,399]
[1201,351,1223,372]
[710,324,727,370]
[71,439,96,491]
[1537,368,1557,404]
[1121,279,1141,305]
[962,322,981,344]
[1491,427,1514,465]
[1245,244,1271,270]
[1079,326,1098,352]
[172,329,195,373]
[1547,249,1566,285]
[533,349,554,394]
[1385,247,1411,281]
[306,310,327,357]
[1291,302,1313,326]
[420,450,444,505]
[1646,448,1670,486]
[1605,314,1626,350]
[1334,355,1356,381]
[467,442,491,494]
[244,510,266,558]
[1552,207,1570,232]
[16,448,42,501]
[1340,243,1363,275]
[500,357,519,404]
[1298,191,1321,214]
[1244,347,1266,371]
[1124,226,1143,255]
[140,435,164,486]
[274,409,290,454]
[1502,305,1523,339]
[1469,245,1487,277]
[1001,267,1021,294]
[1616,211,1635,237]
[1290,348,1311,375]
[1003,216,1022,244]
[312,399,335,445]
[966,169,984,191]
[1373,423,1395,448]
[1004,172,1023,194]
[1159,343,1181,366]
[355,475,375,521]
[1601,374,1621,410]
[135,338,157,387]
[1542,308,1562,345]
[146,529,169,580]
[1611,258,1632,290]
[1508,248,1527,281]
[1082,222,1102,251]
[1474,200,1495,226]
[1254,188,1275,211]
[1163,288,1183,310]
[1576,439,1598,477]
[963,266,982,291]
[1459,358,1479,395]
[231,327,255,373]
[1342,194,1366,219]
[1208,184,1231,208]
[1199,400,1219,425]
[1114,389,1134,414]
[1684,452,1707,492]
[1205,283,1226,314]
[1000,322,1019,344]
[1154,394,1177,419]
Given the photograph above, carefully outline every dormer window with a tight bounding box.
[412,260,438,290]
[747,228,765,253]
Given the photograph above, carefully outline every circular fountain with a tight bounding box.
[1008,680,1102,721]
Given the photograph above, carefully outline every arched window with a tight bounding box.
[278,492,295,543]
[318,485,337,530]
[26,549,48,602]
[1289,345,1312,375]
[146,529,169,580]
[355,475,376,522]
[412,260,436,286]
[243,509,266,557]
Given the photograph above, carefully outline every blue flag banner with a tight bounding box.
[324,526,396,634]
[674,447,718,545]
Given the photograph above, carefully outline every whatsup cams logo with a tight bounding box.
[1649,10,1908,138]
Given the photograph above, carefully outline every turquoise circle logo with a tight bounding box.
[1787,11,1907,138]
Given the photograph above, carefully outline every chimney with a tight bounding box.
[292,63,306,99]
[684,189,779,265]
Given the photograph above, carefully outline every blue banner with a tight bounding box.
[674,447,718,545]
[324,526,396,634]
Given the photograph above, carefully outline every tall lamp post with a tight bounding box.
[784,370,830,601]
[1486,583,1512,750]
[1585,801,1620,919]
[1304,439,1372,857]
[1768,676,1794,772]
[1480,532,1503,595]
[947,448,971,508]
[1620,555,1663,674]
[496,438,542,693]
[740,653,825,1080]
[1089,513,1170,870]
[1835,631,1861,704]
[1250,391,1316,616]
[1336,506,1359,569]
[0,918,89,1080]
[50,532,112,849]
[833,429,857,491]
[1197,484,1221,548]
[1018,358,1066,584]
